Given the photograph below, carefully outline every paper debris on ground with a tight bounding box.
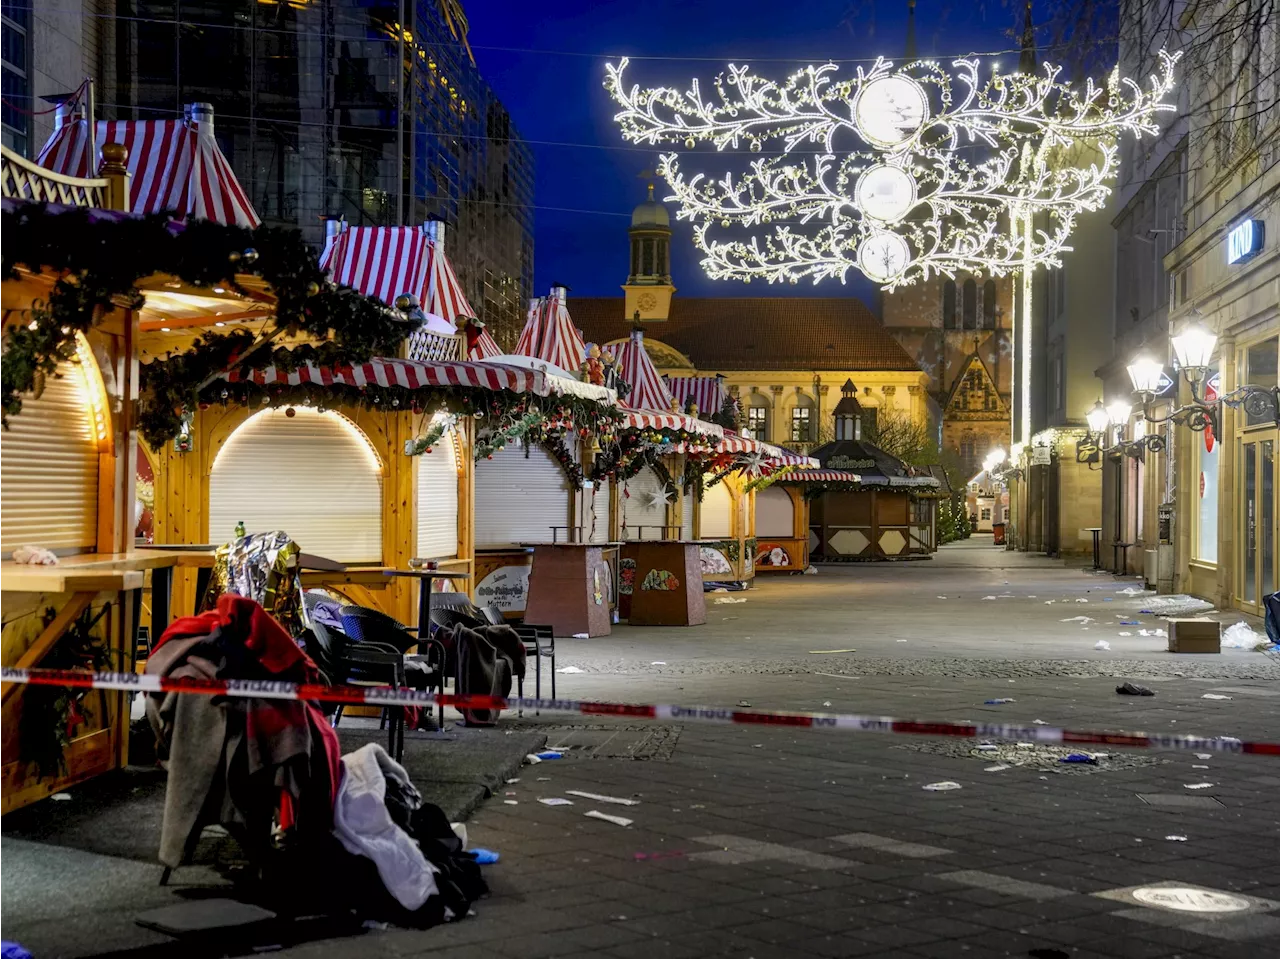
[556,665,585,674]
[1094,640,1111,650]
[1196,753,1213,760]
[809,648,858,654]
[714,597,747,604]
[584,810,633,827]
[506,778,520,784]
[51,793,72,801]
[1165,835,1188,841]
[1117,586,1153,596]
[525,754,542,764]
[1193,764,1209,769]
[650,661,666,665]
[1222,621,1265,649]
[982,596,997,600]
[1184,783,1214,790]
[571,633,589,639]
[1076,598,1090,603]
[538,797,574,806]
[896,639,908,642]
[536,776,552,781]
[737,700,752,707]
[923,781,962,791]
[984,764,1011,772]
[1119,631,1133,636]
[1033,719,1050,725]
[984,698,1016,704]
[1201,693,1233,700]
[565,790,640,806]
[1061,616,1095,623]
[1138,595,1215,616]
[822,701,833,707]
[503,800,518,805]
[937,595,947,599]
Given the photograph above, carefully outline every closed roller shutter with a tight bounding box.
[680,490,694,540]
[416,428,459,559]
[755,486,794,537]
[701,480,734,539]
[1,360,99,556]
[474,444,571,548]
[210,408,383,563]
[622,466,666,540]
[588,478,611,544]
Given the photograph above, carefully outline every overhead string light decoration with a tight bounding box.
[605,51,1180,289]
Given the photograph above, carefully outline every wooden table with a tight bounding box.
[624,540,708,627]
[521,543,618,638]
[382,569,470,634]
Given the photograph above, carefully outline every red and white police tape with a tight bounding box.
[2,665,1277,756]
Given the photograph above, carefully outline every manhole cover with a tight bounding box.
[1131,886,1251,913]
[1136,793,1224,809]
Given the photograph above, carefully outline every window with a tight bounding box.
[746,405,768,440]
[1244,337,1278,426]
[942,280,957,329]
[790,406,812,442]
[962,279,977,329]
[1,7,30,155]
[981,507,992,520]
[982,280,997,328]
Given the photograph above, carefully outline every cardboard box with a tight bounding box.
[1167,618,1221,653]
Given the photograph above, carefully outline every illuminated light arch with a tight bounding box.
[74,333,112,450]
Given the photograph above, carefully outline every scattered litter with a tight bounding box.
[896,639,908,642]
[1193,765,1210,769]
[982,595,998,600]
[984,698,1016,704]
[584,810,633,827]
[1139,595,1214,616]
[803,566,818,575]
[471,848,500,864]
[984,764,1011,772]
[538,797,574,806]
[936,595,947,599]
[525,754,542,764]
[1076,598,1090,603]
[822,701,833,707]
[503,800,518,805]
[534,751,563,760]
[1165,835,1188,842]
[1119,620,1141,626]
[1016,742,1035,749]
[565,790,640,806]
[922,781,962,791]
[1061,616,1095,624]
[505,791,517,796]
[1118,632,1133,637]
[1044,600,1056,605]
[1060,754,1098,765]
[556,666,585,674]
[714,597,747,604]
[977,743,999,751]
[650,661,667,665]
[1116,682,1155,696]
[808,648,857,654]
[536,777,552,782]
[1201,694,1233,700]
[737,700,752,707]
[571,633,589,639]
[1117,586,1152,595]
[1195,753,1213,760]
[1222,621,1265,649]
[1027,595,1037,598]
[752,744,763,748]
[1032,719,1050,725]
[634,850,686,861]
[506,778,521,784]
[1094,640,1111,650]
[1184,783,1214,790]
[1103,598,1114,602]
[363,919,390,930]
[50,793,72,802]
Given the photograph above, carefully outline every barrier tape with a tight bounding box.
[2,665,1276,757]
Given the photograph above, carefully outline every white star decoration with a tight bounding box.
[605,51,1179,289]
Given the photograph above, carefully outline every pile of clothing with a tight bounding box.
[433,622,526,726]
[146,595,487,926]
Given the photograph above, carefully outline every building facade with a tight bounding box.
[10,1,534,346]
[571,189,933,448]
[881,274,1013,480]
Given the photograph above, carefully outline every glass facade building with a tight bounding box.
[110,1,533,345]
[1,3,31,155]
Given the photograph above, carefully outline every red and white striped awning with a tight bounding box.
[781,469,865,483]
[471,328,502,360]
[621,411,724,438]
[36,101,259,227]
[514,288,587,373]
[616,327,675,411]
[664,375,730,418]
[218,357,547,395]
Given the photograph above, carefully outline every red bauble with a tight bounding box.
[285,407,296,417]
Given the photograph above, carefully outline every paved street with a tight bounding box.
[270,539,1280,959]
[7,539,1279,958]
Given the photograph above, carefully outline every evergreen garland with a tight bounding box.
[543,435,585,490]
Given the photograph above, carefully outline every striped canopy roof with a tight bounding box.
[514,289,587,374]
[36,101,259,228]
[615,328,675,412]
[217,357,547,396]
[664,375,731,419]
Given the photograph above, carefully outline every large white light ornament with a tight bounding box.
[854,75,930,148]
[856,165,917,222]
[605,51,1181,289]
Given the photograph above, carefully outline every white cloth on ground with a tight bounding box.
[332,742,439,910]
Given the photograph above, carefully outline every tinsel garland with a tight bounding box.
[743,465,794,493]
[2,203,405,441]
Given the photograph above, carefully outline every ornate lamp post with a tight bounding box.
[1078,398,1164,463]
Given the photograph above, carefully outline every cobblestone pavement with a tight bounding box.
[262,541,1280,959]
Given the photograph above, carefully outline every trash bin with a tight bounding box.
[991,522,1006,546]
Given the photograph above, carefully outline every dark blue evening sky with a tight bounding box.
[465,1,1024,308]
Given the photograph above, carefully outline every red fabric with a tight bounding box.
[157,594,316,679]
[279,704,341,829]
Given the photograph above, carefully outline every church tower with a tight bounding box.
[622,179,677,321]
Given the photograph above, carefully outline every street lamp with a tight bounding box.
[1085,399,1111,436]
[1079,398,1163,464]
[1170,321,1217,372]
[1126,355,1166,394]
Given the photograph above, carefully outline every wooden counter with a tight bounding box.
[522,543,617,638]
[622,540,707,627]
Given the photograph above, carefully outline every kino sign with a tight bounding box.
[1227,218,1264,265]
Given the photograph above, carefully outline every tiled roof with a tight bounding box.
[569,297,921,373]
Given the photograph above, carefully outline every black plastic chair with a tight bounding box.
[474,604,555,707]
[338,605,446,752]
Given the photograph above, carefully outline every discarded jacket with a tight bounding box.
[145,594,340,869]
[435,623,525,726]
